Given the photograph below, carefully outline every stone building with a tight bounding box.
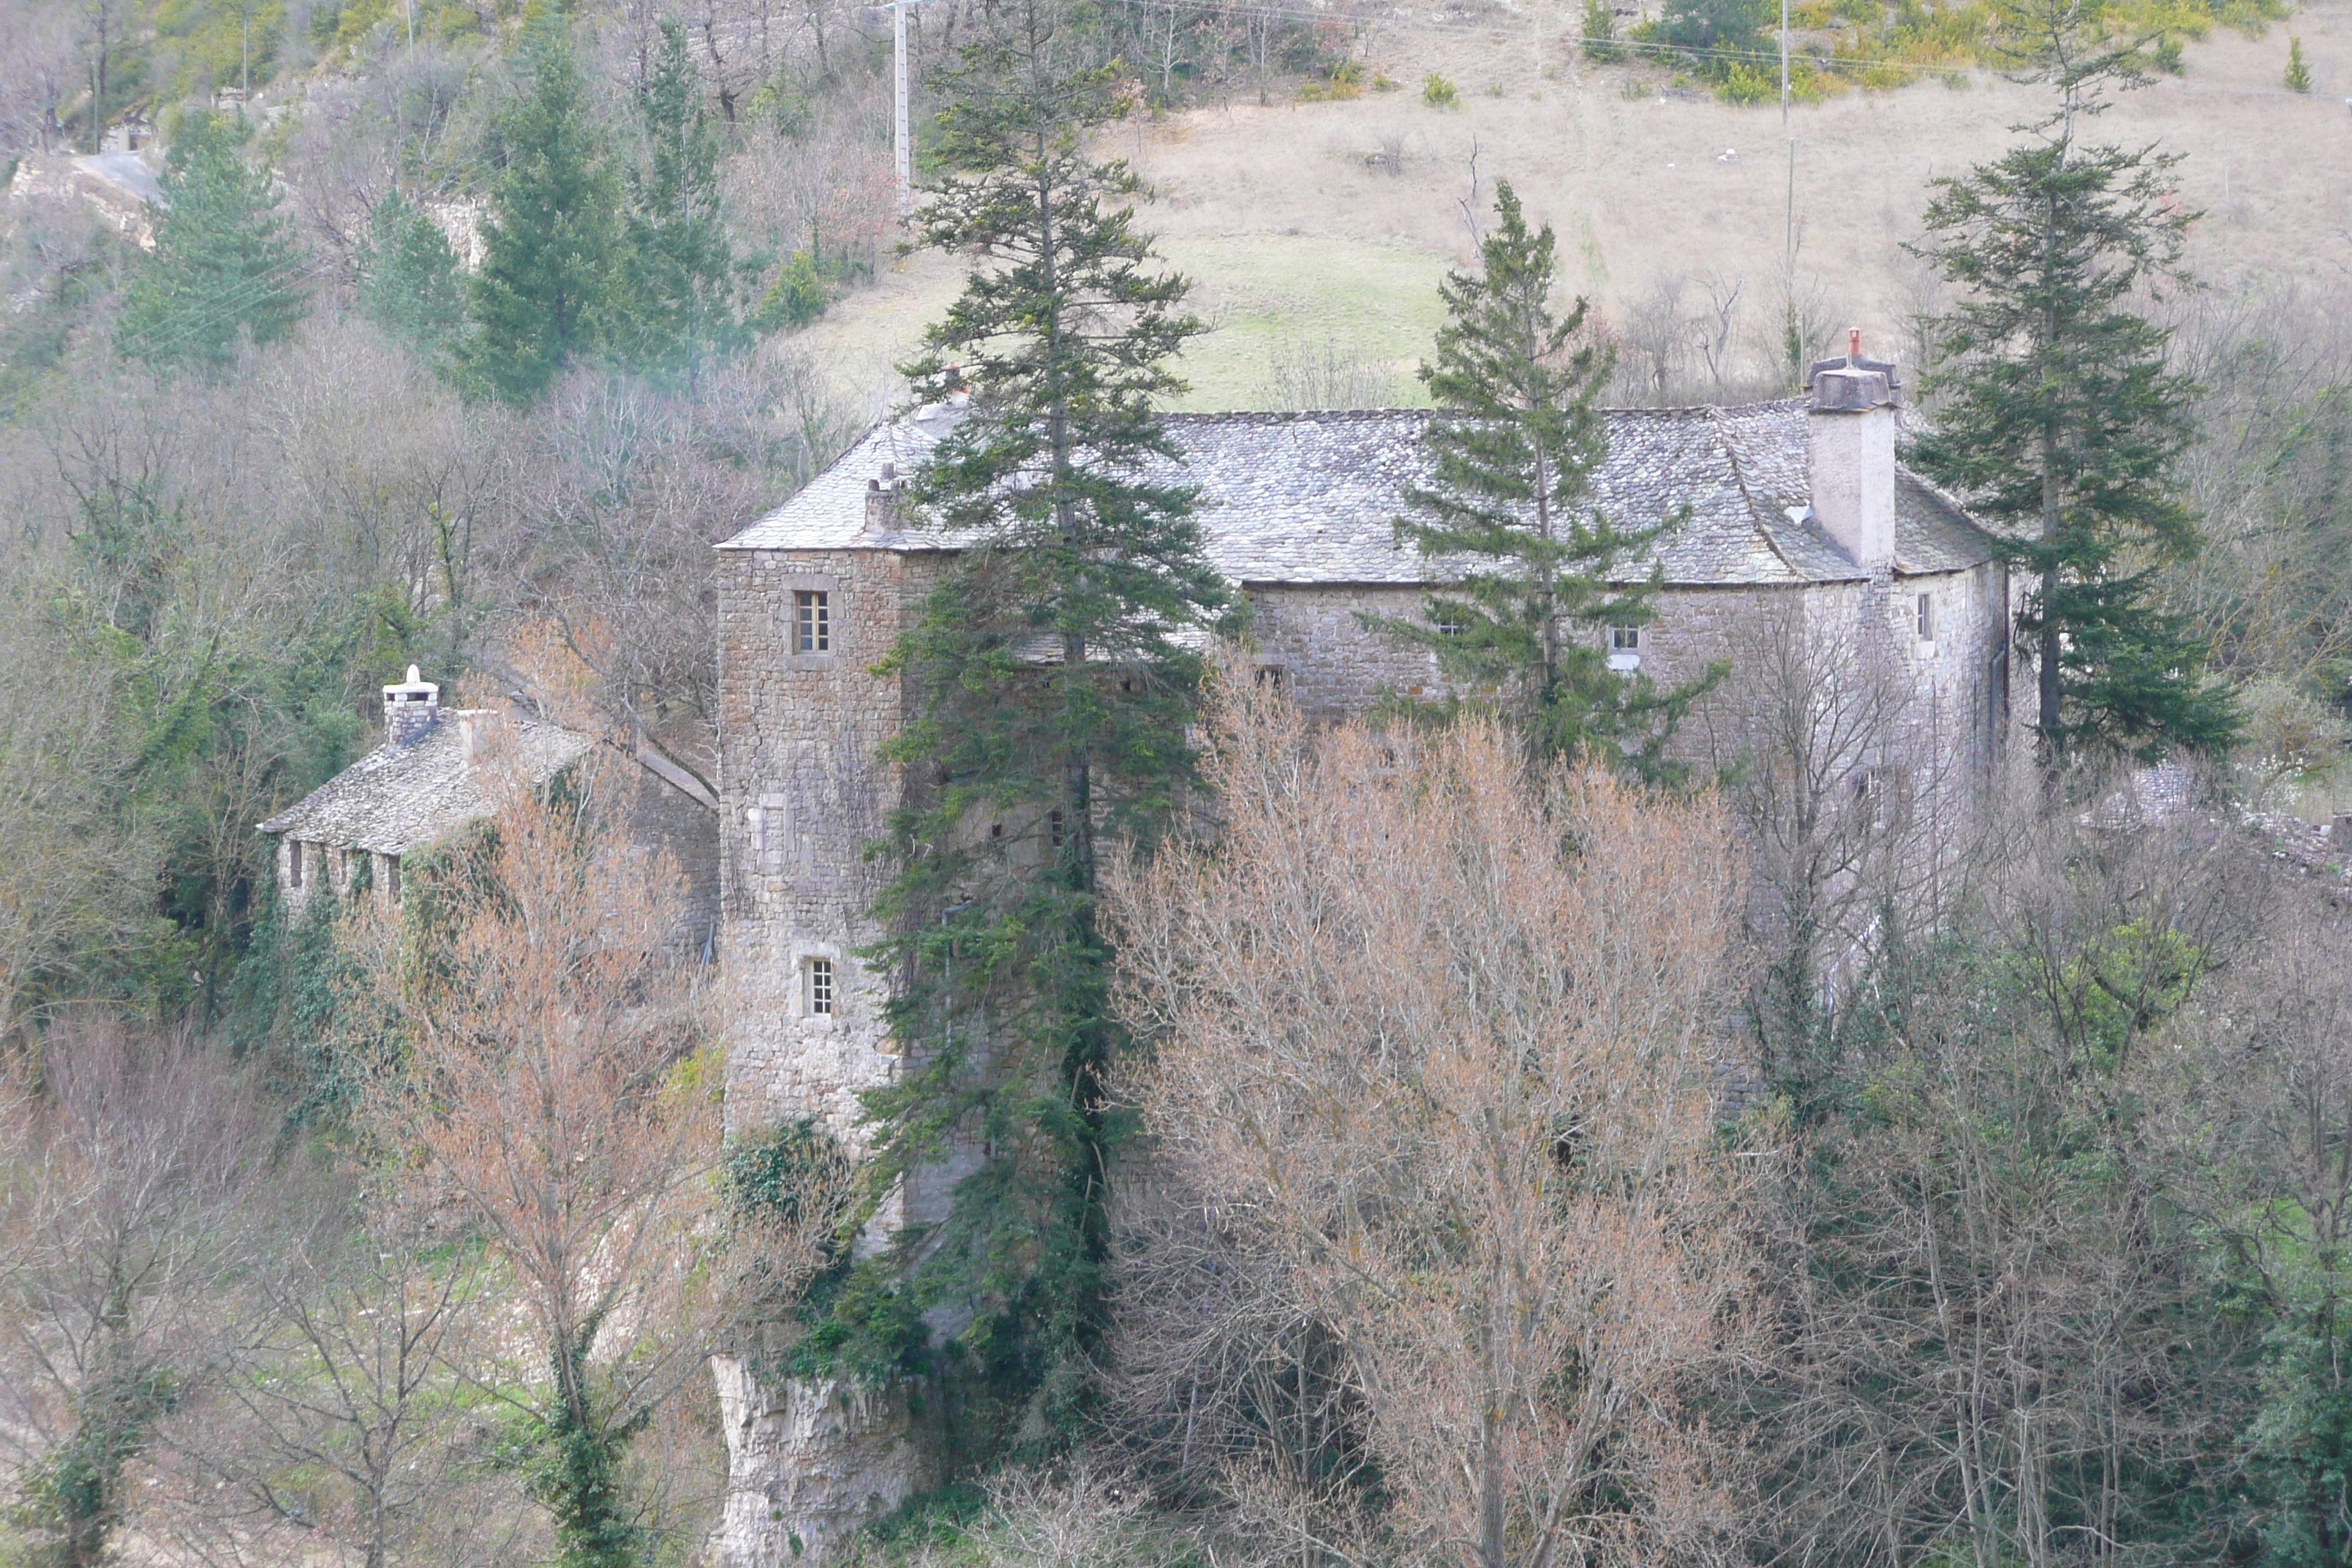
[707,346,2019,1564]
[259,666,720,943]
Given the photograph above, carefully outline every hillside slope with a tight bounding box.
[800,0,2348,410]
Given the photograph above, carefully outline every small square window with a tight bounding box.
[1915,593,1935,642]
[806,957,834,1016]
[1254,665,1285,690]
[1609,625,1641,653]
[1861,766,1913,832]
[1433,606,1468,637]
[795,591,830,653]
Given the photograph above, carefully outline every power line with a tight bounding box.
[119,250,323,365]
[125,254,316,360]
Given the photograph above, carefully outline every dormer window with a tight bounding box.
[796,591,830,653]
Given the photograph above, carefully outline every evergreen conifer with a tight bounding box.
[1582,0,1621,61]
[853,0,1222,1455]
[1382,181,1717,775]
[459,13,622,404]
[118,109,309,377]
[615,20,752,382]
[355,189,466,364]
[1907,5,2239,768]
[2286,34,2313,92]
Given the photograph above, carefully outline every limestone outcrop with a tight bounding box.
[712,1358,932,1567]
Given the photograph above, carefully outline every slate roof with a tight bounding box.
[257,712,593,857]
[720,402,1997,587]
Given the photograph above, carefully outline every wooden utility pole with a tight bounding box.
[1781,0,1793,285]
[895,0,912,211]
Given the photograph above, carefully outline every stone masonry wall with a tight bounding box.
[716,544,946,1156]
[273,836,371,918]
[1597,565,2014,818]
[1245,584,1445,715]
[1250,568,2018,820]
[714,543,949,1568]
[714,540,2021,1568]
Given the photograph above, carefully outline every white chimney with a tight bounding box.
[382,665,440,749]
[1806,328,1899,569]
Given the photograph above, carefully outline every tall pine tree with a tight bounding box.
[355,189,466,365]
[614,19,751,382]
[118,109,309,377]
[459,12,621,404]
[1907,0,2237,767]
[1382,181,1716,776]
[852,0,1223,1456]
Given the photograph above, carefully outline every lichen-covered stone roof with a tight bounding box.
[257,713,592,857]
[720,403,1997,586]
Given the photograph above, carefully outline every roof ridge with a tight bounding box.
[856,399,1814,431]
[1707,407,1785,570]
[1164,408,1431,423]
[1594,396,1807,418]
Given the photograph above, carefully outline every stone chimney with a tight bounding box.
[383,665,440,750]
[456,709,496,767]
[1806,328,1901,569]
[864,460,899,533]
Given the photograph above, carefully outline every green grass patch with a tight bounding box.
[1628,0,2290,103]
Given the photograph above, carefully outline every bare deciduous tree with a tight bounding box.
[1760,804,2272,1568]
[0,622,149,1042]
[0,1020,279,1568]
[351,734,735,1561]
[1703,598,1962,1079]
[1112,675,1765,1568]
[0,0,85,153]
[1259,337,1397,411]
[155,1191,526,1568]
[1695,274,1744,397]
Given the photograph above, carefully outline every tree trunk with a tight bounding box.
[2038,445,2062,774]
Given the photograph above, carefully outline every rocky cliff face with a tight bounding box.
[712,1358,934,1567]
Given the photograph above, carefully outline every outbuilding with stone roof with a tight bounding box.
[259,667,720,948]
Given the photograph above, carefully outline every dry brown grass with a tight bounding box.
[791,0,2345,407]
